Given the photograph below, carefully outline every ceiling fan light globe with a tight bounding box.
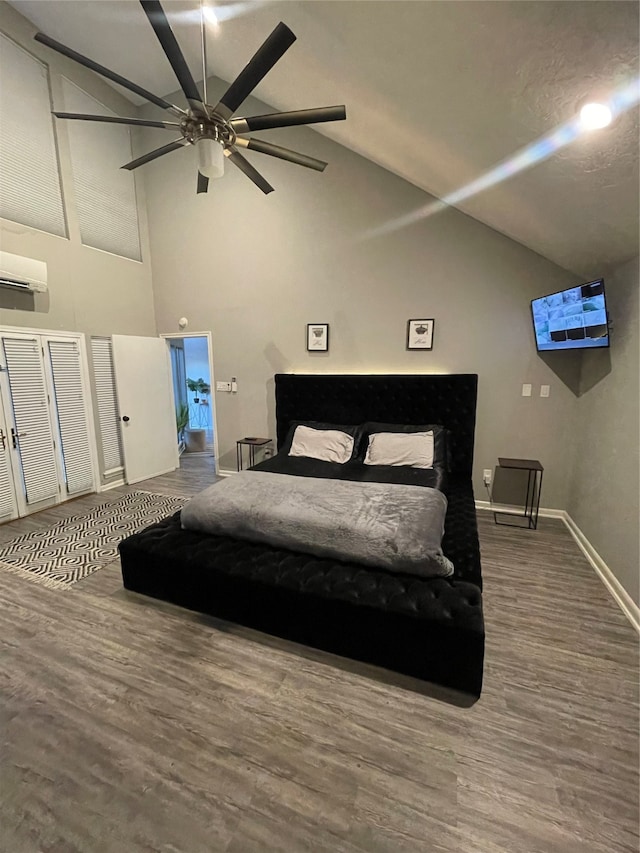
[197,137,224,179]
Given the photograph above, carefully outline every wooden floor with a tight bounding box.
[0,457,637,852]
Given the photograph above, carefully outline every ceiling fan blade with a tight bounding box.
[53,112,180,130]
[213,23,296,120]
[140,0,205,114]
[231,106,346,134]
[197,171,209,194]
[34,32,184,117]
[235,138,327,172]
[121,139,188,171]
[226,150,274,194]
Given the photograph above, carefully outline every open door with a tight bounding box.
[111,335,178,484]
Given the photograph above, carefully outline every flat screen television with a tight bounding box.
[531,279,610,351]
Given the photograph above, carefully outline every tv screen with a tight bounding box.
[531,279,610,352]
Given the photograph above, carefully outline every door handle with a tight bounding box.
[10,428,26,449]
[122,416,130,422]
[0,429,5,450]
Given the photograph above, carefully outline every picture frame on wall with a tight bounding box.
[307,323,329,352]
[407,319,434,350]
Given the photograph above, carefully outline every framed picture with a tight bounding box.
[407,319,434,350]
[307,323,329,352]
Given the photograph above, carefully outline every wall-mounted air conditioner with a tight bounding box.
[0,251,48,293]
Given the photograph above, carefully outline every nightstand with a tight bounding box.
[492,458,544,530]
[236,437,273,471]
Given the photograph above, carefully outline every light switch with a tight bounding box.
[540,384,550,398]
[216,380,231,392]
[522,384,532,397]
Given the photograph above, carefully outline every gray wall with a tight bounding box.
[140,79,583,504]
[567,256,639,604]
[0,2,156,338]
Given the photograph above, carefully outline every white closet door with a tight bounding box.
[1,336,59,506]
[91,337,124,475]
[0,408,18,522]
[47,339,94,495]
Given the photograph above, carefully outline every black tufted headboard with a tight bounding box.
[274,374,478,477]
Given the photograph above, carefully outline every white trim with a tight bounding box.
[160,331,219,470]
[563,513,640,634]
[125,464,177,487]
[476,501,640,633]
[97,478,125,492]
[475,500,565,519]
[218,468,235,478]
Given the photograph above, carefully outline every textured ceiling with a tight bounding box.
[8,0,640,277]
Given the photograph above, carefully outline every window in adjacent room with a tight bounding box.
[0,34,67,237]
[61,78,141,261]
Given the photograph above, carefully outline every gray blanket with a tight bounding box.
[181,471,453,579]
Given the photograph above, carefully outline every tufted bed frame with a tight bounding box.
[119,374,484,701]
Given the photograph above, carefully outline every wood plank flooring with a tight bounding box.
[0,456,637,853]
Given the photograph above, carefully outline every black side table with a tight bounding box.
[236,437,273,471]
[492,457,544,530]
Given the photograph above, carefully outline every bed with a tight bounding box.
[119,373,484,701]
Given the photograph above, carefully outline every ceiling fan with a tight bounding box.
[34,0,346,195]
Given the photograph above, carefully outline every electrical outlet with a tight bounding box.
[540,384,550,398]
[522,383,532,397]
[216,381,231,392]
[483,469,492,486]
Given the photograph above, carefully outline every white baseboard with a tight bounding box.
[562,513,640,634]
[476,501,640,633]
[475,500,565,519]
[217,468,236,478]
[98,478,125,492]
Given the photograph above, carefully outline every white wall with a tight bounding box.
[567,256,639,604]
[140,80,584,501]
[0,3,156,339]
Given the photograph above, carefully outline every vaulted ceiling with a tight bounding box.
[9,0,640,277]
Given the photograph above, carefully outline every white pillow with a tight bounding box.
[288,425,355,464]
[364,431,434,468]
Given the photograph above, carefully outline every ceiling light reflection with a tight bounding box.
[362,76,640,241]
[579,102,612,130]
[172,2,268,28]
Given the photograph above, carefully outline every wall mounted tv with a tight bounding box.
[531,279,610,352]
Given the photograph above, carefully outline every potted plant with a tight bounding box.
[187,377,201,403]
[198,381,210,413]
[184,378,209,452]
[176,402,189,440]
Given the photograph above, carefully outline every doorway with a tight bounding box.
[162,332,218,468]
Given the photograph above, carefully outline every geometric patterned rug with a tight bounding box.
[0,491,187,590]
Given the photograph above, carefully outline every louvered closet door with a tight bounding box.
[90,337,124,476]
[2,336,59,506]
[47,339,94,495]
[0,402,18,522]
